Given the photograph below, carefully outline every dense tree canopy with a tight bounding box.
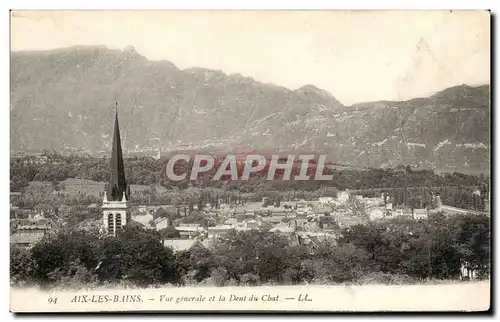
[11,213,490,289]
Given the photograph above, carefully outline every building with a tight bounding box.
[131,212,154,229]
[385,203,393,216]
[269,222,294,236]
[61,178,106,198]
[176,224,205,239]
[318,197,335,205]
[296,232,337,254]
[10,231,45,249]
[163,239,206,253]
[155,217,170,230]
[233,219,260,231]
[413,208,428,220]
[235,212,256,222]
[13,217,52,230]
[207,225,234,239]
[392,209,403,217]
[135,204,176,216]
[261,216,285,224]
[291,218,309,230]
[296,200,310,215]
[10,216,52,249]
[368,208,385,220]
[224,218,238,226]
[102,105,131,237]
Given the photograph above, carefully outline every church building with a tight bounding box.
[102,105,131,236]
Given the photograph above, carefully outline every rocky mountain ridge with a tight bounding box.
[10,46,490,172]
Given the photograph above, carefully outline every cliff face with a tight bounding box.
[11,46,490,172]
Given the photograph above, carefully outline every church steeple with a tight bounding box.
[107,102,129,201]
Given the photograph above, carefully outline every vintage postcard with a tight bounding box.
[9,10,491,313]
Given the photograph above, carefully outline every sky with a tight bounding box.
[10,10,490,105]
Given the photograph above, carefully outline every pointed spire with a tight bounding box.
[122,191,127,202]
[103,191,108,202]
[107,102,128,201]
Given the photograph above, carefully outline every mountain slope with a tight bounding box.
[10,46,490,172]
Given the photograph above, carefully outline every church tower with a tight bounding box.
[102,104,130,236]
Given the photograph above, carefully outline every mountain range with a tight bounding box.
[10,46,490,172]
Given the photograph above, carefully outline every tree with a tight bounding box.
[408,198,420,215]
[212,230,290,284]
[159,226,180,239]
[346,195,367,218]
[10,246,35,286]
[30,228,101,286]
[183,187,201,212]
[96,226,180,286]
[275,195,281,207]
[154,207,168,220]
[176,246,215,284]
[452,214,490,278]
[181,211,207,226]
[319,243,371,283]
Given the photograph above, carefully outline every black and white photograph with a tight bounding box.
[8,10,491,312]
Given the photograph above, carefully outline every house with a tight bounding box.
[336,216,365,228]
[131,212,154,229]
[291,218,309,230]
[224,217,260,231]
[10,231,45,249]
[393,209,404,217]
[270,222,294,235]
[224,218,238,226]
[207,225,234,239]
[296,200,311,215]
[337,191,350,203]
[401,209,413,217]
[296,232,336,254]
[175,225,205,239]
[460,261,478,280]
[302,221,322,233]
[234,219,260,231]
[261,216,285,224]
[163,239,206,253]
[368,208,385,220]
[155,217,170,230]
[235,213,256,222]
[201,238,216,250]
[61,178,106,198]
[318,215,339,230]
[135,204,177,216]
[413,208,428,220]
[318,197,335,205]
[234,202,262,213]
[13,218,52,231]
[204,211,217,218]
[12,209,35,219]
[179,223,202,228]
[11,215,54,248]
[363,197,384,207]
